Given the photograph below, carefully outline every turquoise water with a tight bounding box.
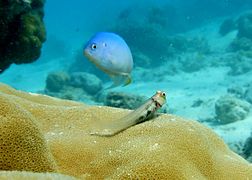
[1,0,252,161]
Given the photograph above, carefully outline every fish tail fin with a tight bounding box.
[105,73,132,89]
[123,74,131,86]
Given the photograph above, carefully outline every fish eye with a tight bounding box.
[162,92,166,97]
[91,44,97,50]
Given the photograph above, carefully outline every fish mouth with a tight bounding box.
[83,48,90,58]
[156,101,162,108]
[152,97,163,108]
[83,49,104,70]
[83,49,95,63]
[83,48,115,75]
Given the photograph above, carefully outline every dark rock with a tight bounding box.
[215,95,250,124]
[45,86,93,103]
[227,86,245,99]
[227,11,252,56]
[105,92,147,110]
[191,99,204,107]
[112,10,210,68]
[44,71,103,103]
[245,84,252,104]
[179,53,209,73]
[45,72,70,93]
[226,54,252,75]
[237,12,252,39]
[70,72,102,95]
[105,91,169,113]
[229,12,252,53]
[242,133,252,162]
[219,18,236,36]
[228,141,245,158]
[230,37,252,52]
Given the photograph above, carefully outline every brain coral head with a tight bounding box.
[0,93,57,172]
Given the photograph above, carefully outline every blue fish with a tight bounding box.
[83,32,133,88]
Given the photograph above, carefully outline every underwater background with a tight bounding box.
[1,0,252,163]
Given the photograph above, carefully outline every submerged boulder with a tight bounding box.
[229,12,252,52]
[227,86,245,99]
[44,71,102,103]
[226,53,252,75]
[219,18,237,36]
[215,95,251,124]
[105,91,147,110]
[230,37,252,52]
[113,9,210,68]
[242,132,252,163]
[45,71,70,93]
[245,83,252,104]
[237,12,252,39]
[69,72,102,95]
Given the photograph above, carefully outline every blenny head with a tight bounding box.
[152,91,166,108]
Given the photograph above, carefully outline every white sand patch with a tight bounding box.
[214,115,252,146]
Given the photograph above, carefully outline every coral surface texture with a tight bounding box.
[0,83,251,179]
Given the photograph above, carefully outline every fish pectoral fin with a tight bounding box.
[106,73,132,89]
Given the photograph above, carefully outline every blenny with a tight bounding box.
[91,91,166,137]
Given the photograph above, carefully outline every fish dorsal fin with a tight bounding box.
[105,73,132,89]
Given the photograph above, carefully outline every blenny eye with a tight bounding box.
[162,92,166,97]
[91,44,97,50]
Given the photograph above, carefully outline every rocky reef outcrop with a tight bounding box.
[215,95,251,124]
[245,83,252,104]
[219,18,236,36]
[237,12,252,40]
[222,12,252,54]
[112,6,210,69]
[44,71,102,102]
[105,91,147,110]
[0,83,252,179]
[242,132,252,163]
[69,72,102,95]
[0,0,46,72]
[104,91,169,113]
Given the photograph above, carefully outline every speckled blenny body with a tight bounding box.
[91,91,166,136]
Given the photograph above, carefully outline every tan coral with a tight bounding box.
[0,89,57,172]
[0,83,251,179]
[0,170,76,180]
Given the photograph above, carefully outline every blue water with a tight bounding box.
[44,0,252,47]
